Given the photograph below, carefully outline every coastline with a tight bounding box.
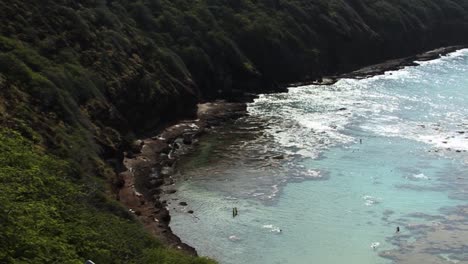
[115,45,466,256]
[117,102,247,255]
[289,45,466,87]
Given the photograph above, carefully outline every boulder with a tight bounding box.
[131,140,144,153]
[272,154,285,160]
[149,188,161,196]
[161,166,173,176]
[148,179,164,188]
[160,211,171,223]
[183,134,193,145]
[154,200,163,208]
[160,145,171,154]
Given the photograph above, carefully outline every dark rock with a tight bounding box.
[272,154,285,160]
[131,140,144,153]
[160,211,171,222]
[161,145,171,154]
[183,134,193,145]
[166,189,177,194]
[149,171,161,180]
[173,141,182,149]
[161,167,173,176]
[163,158,176,167]
[179,202,188,206]
[194,128,206,137]
[114,178,125,189]
[149,188,161,195]
[149,179,164,188]
[188,210,194,214]
[166,178,175,185]
[338,107,347,111]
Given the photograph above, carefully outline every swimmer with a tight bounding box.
[232,207,238,218]
[396,226,400,233]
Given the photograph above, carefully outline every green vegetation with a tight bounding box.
[0,0,467,263]
[0,129,214,264]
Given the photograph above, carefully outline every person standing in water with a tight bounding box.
[396,226,400,233]
[232,207,238,218]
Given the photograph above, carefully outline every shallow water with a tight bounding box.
[166,49,468,264]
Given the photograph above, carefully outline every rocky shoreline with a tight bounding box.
[115,45,466,256]
[116,102,247,255]
[290,45,467,87]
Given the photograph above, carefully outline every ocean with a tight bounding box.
[165,49,468,264]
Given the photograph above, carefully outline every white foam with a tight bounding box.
[267,185,280,199]
[252,192,265,197]
[262,224,282,233]
[248,85,361,159]
[419,134,468,151]
[412,173,429,180]
[363,195,381,206]
[370,242,380,249]
[416,48,468,66]
[248,48,468,161]
[304,169,322,179]
[229,235,241,241]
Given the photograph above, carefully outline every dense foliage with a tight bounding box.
[0,129,214,264]
[0,0,468,263]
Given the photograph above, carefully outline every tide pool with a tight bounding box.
[165,49,468,264]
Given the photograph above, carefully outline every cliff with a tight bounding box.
[1,0,468,263]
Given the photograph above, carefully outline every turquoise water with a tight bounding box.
[165,49,468,264]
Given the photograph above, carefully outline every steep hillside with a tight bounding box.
[1,0,468,263]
